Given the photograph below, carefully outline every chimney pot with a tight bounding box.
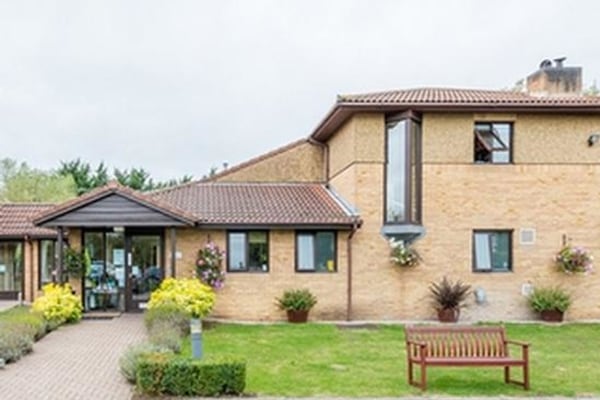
[526,57,582,96]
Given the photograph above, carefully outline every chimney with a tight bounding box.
[526,57,582,96]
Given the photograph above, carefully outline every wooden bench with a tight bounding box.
[404,325,530,390]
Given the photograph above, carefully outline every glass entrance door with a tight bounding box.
[126,234,163,312]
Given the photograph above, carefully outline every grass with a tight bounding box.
[179,322,600,397]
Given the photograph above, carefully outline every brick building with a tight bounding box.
[3,59,600,321]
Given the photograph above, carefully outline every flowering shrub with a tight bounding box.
[147,278,215,318]
[31,283,83,328]
[555,244,594,275]
[196,241,226,289]
[389,238,420,267]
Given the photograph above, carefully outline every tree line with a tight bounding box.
[0,158,193,202]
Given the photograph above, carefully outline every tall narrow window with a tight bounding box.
[473,230,512,272]
[227,231,269,272]
[0,241,23,295]
[385,114,422,224]
[296,232,336,272]
[39,240,56,288]
[474,122,512,163]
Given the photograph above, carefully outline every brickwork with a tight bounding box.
[173,228,350,321]
[215,141,324,182]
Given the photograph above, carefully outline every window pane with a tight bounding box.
[228,233,246,271]
[386,119,406,222]
[297,234,314,271]
[315,232,335,272]
[0,242,23,291]
[411,120,421,223]
[40,240,55,287]
[474,233,492,270]
[106,232,125,288]
[248,232,268,271]
[490,232,510,270]
[492,124,511,163]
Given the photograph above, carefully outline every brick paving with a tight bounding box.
[0,314,146,400]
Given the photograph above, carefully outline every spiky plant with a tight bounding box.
[429,276,471,311]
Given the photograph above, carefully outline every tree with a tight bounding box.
[58,159,109,195]
[0,158,77,202]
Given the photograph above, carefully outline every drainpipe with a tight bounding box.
[346,219,360,321]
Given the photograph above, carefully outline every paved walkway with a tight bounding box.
[0,314,146,400]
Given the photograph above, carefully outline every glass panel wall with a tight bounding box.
[386,119,407,223]
[0,241,23,293]
[83,231,125,311]
[39,240,56,288]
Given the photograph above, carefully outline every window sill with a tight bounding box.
[381,224,425,244]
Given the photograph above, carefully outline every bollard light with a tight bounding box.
[190,318,203,359]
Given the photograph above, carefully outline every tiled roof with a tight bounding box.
[337,87,600,106]
[152,182,358,226]
[0,203,57,238]
[33,181,196,226]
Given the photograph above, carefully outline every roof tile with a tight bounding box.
[0,204,57,238]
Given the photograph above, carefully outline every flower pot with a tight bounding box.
[540,309,564,322]
[286,310,309,323]
[437,308,460,323]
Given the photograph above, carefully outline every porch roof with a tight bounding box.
[33,181,196,227]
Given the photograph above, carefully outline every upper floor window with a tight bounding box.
[296,231,336,273]
[473,230,512,272]
[385,114,422,224]
[227,231,269,272]
[474,122,512,164]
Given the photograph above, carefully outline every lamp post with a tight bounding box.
[190,318,203,359]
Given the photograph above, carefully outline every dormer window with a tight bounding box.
[385,113,422,225]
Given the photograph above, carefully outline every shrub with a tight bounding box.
[429,276,471,310]
[119,343,173,383]
[276,289,317,311]
[0,325,34,362]
[136,354,246,396]
[148,278,215,318]
[148,325,182,354]
[31,283,83,327]
[389,238,420,267]
[529,285,572,313]
[1,306,48,340]
[144,303,190,337]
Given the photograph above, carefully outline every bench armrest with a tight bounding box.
[406,340,427,361]
[505,339,530,347]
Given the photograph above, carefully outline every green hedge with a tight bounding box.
[136,353,246,396]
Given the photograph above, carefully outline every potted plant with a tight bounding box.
[528,285,571,322]
[276,289,317,323]
[429,276,471,323]
[389,238,420,268]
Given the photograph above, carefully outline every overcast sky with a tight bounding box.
[1,1,599,181]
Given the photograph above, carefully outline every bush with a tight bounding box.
[31,283,83,327]
[148,325,182,354]
[148,278,215,318]
[0,306,48,363]
[119,343,173,383]
[429,276,471,310]
[276,289,317,311]
[136,354,246,396]
[529,285,572,312]
[144,304,190,337]
[0,325,34,362]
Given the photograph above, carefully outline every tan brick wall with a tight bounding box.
[323,111,600,321]
[215,141,324,182]
[172,228,349,321]
[423,112,600,164]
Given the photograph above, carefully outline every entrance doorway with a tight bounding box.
[126,233,163,312]
[82,229,164,312]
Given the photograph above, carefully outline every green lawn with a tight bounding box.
[180,323,600,397]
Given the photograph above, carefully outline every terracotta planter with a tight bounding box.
[286,310,309,323]
[540,309,564,322]
[437,308,460,323]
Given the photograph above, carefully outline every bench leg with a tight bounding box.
[420,362,427,390]
[504,366,510,384]
[407,360,413,386]
[523,363,530,390]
